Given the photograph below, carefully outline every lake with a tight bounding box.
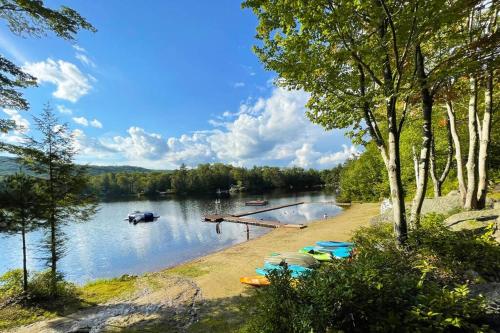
[0,191,340,284]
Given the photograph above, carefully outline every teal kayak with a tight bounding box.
[256,262,312,278]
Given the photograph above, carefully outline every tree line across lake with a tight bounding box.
[85,164,342,198]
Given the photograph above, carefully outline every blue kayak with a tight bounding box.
[302,246,352,259]
[256,262,312,278]
[316,241,354,248]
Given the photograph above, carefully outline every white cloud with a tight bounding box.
[72,129,117,158]
[102,127,168,160]
[72,116,103,129]
[23,58,93,102]
[73,116,89,126]
[3,109,29,130]
[75,53,96,68]
[317,145,359,166]
[57,105,73,115]
[1,109,29,144]
[234,82,245,88]
[292,143,320,168]
[72,45,86,53]
[90,119,103,128]
[74,87,353,169]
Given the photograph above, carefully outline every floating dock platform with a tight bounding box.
[204,201,307,229]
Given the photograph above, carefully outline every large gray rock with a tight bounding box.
[444,208,500,242]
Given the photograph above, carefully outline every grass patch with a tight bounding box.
[487,191,500,201]
[80,274,138,304]
[166,263,209,278]
[0,304,56,331]
[188,296,250,333]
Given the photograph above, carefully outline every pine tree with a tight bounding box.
[0,172,42,292]
[21,104,96,297]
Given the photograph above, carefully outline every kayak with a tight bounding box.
[303,245,353,259]
[256,262,312,278]
[265,252,319,268]
[316,241,354,248]
[240,276,270,287]
[298,248,333,261]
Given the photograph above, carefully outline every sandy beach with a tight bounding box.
[167,202,379,299]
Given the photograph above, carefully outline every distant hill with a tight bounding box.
[0,156,162,176]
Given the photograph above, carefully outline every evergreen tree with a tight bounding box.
[0,172,42,292]
[22,104,96,296]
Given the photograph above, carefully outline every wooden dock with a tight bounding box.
[203,201,307,229]
[232,201,305,217]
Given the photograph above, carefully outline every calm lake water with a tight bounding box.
[0,191,340,284]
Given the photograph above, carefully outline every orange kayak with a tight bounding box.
[240,276,270,287]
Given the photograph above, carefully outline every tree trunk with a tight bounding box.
[430,116,453,198]
[429,138,441,197]
[387,101,407,244]
[412,145,419,188]
[21,222,28,292]
[50,214,57,296]
[477,70,493,208]
[378,16,407,244]
[465,76,479,210]
[410,45,433,228]
[446,100,466,204]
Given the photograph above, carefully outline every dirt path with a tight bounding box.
[10,203,378,332]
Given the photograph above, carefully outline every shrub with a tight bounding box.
[0,270,78,302]
[0,269,24,299]
[245,214,497,332]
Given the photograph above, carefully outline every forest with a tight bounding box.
[85,164,340,198]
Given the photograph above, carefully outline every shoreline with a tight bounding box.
[162,202,379,299]
[8,203,380,332]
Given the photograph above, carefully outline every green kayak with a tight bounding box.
[299,248,333,261]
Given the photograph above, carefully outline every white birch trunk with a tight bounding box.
[464,76,478,210]
[477,70,493,208]
[446,100,466,204]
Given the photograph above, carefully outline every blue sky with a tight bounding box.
[0,0,355,169]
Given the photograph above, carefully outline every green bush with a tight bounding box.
[0,270,78,302]
[0,269,24,299]
[28,271,78,300]
[245,214,498,332]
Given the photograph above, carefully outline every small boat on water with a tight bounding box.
[245,200,268,206]
[126,211,160,224]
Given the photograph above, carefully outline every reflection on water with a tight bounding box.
[0,191,339,284]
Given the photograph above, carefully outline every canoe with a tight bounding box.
[316,241,354,248]
[240,276,270,287]
[298,248,333,261]
[303,246,353,259]
[256,263,312,278]
[265,252,319,268]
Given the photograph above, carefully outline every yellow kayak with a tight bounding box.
[240,275,270,287]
